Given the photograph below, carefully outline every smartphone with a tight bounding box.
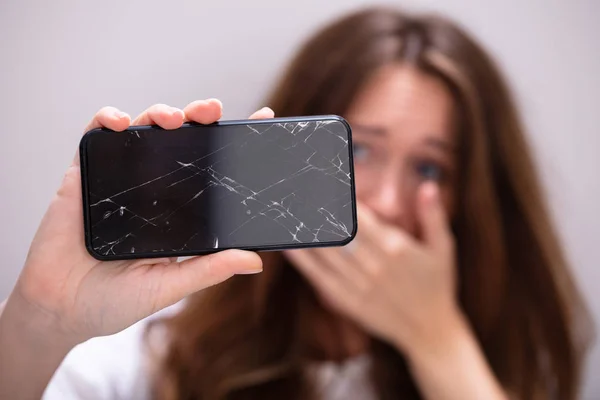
[79,115,357,261]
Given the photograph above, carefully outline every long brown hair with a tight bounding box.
[151,7,592,400]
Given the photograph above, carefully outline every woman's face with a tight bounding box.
[346,64,458,236]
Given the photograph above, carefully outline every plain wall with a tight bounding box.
[1,0,598,397]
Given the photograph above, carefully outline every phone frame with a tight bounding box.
[79,115,358,261]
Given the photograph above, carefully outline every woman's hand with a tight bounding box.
[0,100,275,400]
[285,182,461,354]
[6,100,273,344]
[286,182,509,400]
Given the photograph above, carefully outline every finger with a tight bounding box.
[248,107,275,120]
[311,247,370,292]
[183,98,223,124]
[285,249,349,303]
[356,202,417,252]
[83,106,131,134]
[416,182,452,253]
[75,107,132,165]
[131,104,185,130]
[340,237,384,278]
[156,250,263,306]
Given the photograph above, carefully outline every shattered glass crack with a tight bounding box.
[84,119,355,257]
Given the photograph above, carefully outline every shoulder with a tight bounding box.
[43,302,183,400]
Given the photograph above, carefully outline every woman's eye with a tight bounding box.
[416,161,444,181]
[352,143,370,161]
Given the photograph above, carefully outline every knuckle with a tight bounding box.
[96,106,117,119]
[97,105,115,114]
[57,165,81,198]
[382,233,406,255]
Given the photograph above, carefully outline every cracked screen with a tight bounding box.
[81,117,356,259]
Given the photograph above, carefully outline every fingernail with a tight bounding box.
[206,98,223,108]
[114,110,129,119]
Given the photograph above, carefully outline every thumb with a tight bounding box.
[156,250,263,306]
[417,182,451,253]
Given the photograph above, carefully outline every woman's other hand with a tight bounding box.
[285,182,462,355]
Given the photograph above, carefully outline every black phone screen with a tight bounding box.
[80,116,357,260]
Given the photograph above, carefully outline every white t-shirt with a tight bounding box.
[43,303,376,400]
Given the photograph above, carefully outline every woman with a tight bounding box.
[0,7,592,400]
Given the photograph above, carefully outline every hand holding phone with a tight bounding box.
[2,101,269,358]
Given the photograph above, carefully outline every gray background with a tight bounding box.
[1,0,598,397]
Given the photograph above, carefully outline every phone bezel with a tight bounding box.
[79,115,358,261]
